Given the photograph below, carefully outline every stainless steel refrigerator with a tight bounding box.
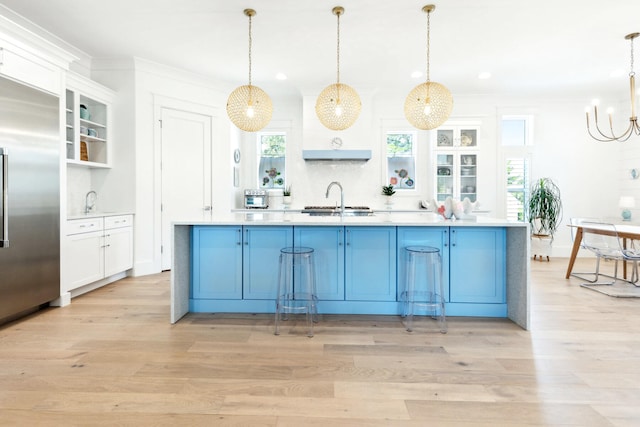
[0,75,60,324]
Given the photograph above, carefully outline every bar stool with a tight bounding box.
[401,246,447,333]
[274,246,318,337]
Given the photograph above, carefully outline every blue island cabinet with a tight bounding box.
[345,226,397,303]
[448,227,506,316]
[293,226,344,300]
[396,226,450,301]
[242,226,294,300]
[191,226,242,300]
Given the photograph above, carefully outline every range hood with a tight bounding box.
[301,93,373,161]
[302,149,371,161]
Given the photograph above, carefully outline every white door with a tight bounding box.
[160,107,213,270]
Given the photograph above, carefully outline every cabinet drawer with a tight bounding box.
[105,215,133,229]
[67,218,104,235]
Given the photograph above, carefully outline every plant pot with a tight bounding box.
[283,195,292,207]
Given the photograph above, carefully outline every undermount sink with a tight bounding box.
[301,206,374,216]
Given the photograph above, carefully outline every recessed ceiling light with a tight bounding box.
[410,71,423,79]
[478,72,492,80]
[275,72,287,81]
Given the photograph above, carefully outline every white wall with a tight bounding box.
[92,58,233,276]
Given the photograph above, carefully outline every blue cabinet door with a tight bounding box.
[345,226,397,301]
[397,227,450,301]
[294,226,345,300]
[243,226,293,300]
[449,227,506,303]
[191,226,242,299]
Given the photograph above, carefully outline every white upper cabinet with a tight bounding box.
[65,73,115,168]
[433,125,480,150]
[0,37,62,94]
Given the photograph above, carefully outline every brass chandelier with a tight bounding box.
[227,9,273,132]
[316,6,362,131]
[404,4,453,130]
[586,32,640,142]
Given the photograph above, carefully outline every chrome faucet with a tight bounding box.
[325,181,344,215]
[85,190,97,214]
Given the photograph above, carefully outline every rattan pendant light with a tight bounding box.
[316,6,361,131]
[227,9,273,132]
[404,4,453,130]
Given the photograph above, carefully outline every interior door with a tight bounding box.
[160,107,212,270]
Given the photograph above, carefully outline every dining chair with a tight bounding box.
[574,221,624,286]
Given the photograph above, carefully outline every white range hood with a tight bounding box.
[301,93,374,158]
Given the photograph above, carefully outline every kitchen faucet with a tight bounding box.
[325,181,344,215]
[85,190,97,214]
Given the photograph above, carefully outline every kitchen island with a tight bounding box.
[171,212,530,329]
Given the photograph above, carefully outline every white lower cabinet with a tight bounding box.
[63,215,133,293]
[103,216,134,277]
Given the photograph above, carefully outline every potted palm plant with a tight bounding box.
[527,177,563,239]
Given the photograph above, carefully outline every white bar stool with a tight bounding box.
[274,246,318,337]
[401,246,447,333]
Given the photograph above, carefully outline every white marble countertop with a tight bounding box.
[67,211,135,220]
[175,211,525,228]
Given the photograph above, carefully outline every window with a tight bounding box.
[258,132,286,188]
[506,158,529,221]
[501,116,530,147]
[386,131,416,190]
[501,115,532,221]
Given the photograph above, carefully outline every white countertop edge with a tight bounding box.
[175,212,526,228]
[67,211,135,220]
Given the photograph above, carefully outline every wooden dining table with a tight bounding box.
[565,222,640,279]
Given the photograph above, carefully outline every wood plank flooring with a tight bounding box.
[0,258,639,426]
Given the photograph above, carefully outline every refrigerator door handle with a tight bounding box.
[0,147,8,248]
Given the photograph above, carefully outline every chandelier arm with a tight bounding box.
[593,109,634,141]
[589,107,633,141]
[587,33,640,142]
[587,120,632,142]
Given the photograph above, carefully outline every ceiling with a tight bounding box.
[2,0,640,101]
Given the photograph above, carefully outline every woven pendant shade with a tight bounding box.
[404,81,453,130]
[316,6,361,131]
[227,84,273,132]
[404,4,453,130]
[226,9,273,132]
[316,83,361,131]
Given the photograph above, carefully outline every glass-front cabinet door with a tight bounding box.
[436,154,454,202]
[436,153,478,202]
[459,154,477,202]
[435,127,478,148]
[432,122,480,203]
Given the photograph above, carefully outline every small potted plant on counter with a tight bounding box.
[382,184,396,206]
[283,186,292,207]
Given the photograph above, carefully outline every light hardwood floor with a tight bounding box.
[0,258,639,426]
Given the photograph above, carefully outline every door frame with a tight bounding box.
[153,95,219,272]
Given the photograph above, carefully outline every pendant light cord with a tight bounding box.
[426,8,431,83]
[336,10,342,102]
[248,13,253,87]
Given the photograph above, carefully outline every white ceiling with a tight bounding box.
[2,0,640,101]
